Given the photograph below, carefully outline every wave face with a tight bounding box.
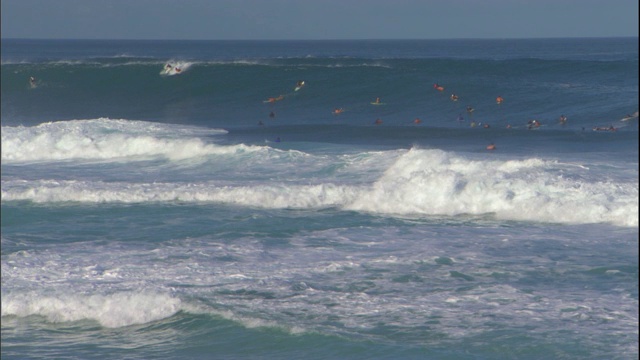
[2,39,638,129]
[2,39,638,360]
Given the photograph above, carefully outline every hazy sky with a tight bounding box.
[2,0,638,40]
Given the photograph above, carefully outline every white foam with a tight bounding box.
[160,61,194,75]
[1,291,181,328]
[346,148,638,227]
[1,118,236,163]
[2,125,637,227]
[0,180,361,208]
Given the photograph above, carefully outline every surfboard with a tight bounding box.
[621,111,638,121]
[160,64,172,75]
[370,102,386,105]
[294,81,305,91]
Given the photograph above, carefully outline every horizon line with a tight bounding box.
[2,35,639,42]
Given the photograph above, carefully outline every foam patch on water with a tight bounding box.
[1,291,181,328]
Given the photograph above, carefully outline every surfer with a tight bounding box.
[295,80,305,90]
[413,118,422,124]
[374,97,381,104]
[486,143,496,150]
[266,95,284,103]
[527,119,541,129]
[496,96,504,104]
[466,105,474,113]
[559,114,567,124]
[269,111,275,118]
[29,76,37,88]
[374,118,383,125]
[450,94,459,101]
[332,108,344,115]
[456,114,464,122]
[433,83,444,91]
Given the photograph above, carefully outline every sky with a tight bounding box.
[1,0,638,40]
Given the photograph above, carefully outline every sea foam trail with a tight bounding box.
[0,180,359,209]
[1,118,230,162]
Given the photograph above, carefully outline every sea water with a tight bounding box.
[1,38,638,359]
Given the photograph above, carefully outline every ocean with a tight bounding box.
[1,38,638,359]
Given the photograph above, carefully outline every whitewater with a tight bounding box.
[2,119,637,227]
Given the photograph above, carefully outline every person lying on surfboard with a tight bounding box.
[266,95,285,103]
[527,119,541,129]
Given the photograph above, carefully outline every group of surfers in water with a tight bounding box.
[258,80,630,140]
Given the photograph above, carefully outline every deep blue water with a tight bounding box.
[1,38,638,359]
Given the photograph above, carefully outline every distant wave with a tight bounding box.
[3,53,636,129]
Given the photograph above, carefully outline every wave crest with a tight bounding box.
[1,118,231,162]
[1,291,181,328]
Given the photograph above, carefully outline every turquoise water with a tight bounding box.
[1,38,638,359]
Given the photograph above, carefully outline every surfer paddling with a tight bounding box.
[265,95,285,103]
